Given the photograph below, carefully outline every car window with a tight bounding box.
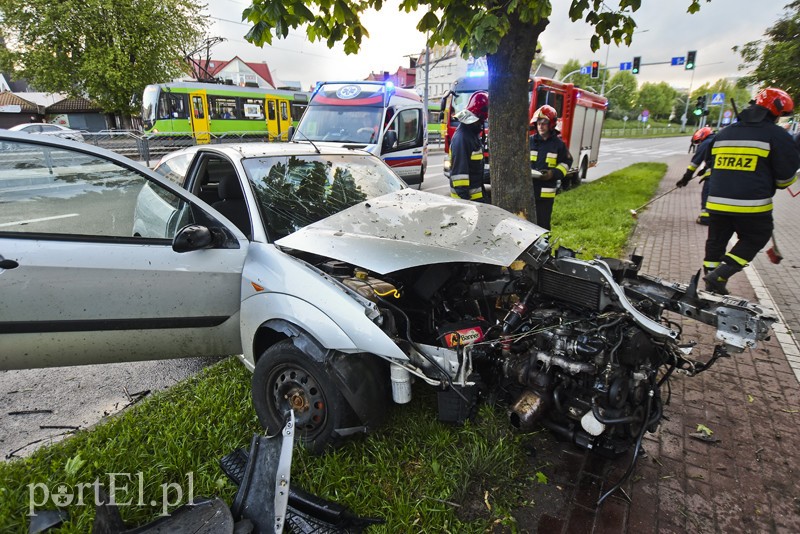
[154,152,193,185]
[40,125,60,133]
[0,138,191,241]
[243,154,405,239]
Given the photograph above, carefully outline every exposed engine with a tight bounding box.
[308,236,774,482]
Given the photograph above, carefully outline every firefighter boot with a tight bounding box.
[702,263,740,295]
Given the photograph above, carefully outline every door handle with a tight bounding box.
[0,257,19,269]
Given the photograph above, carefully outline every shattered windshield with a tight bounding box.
[242,154,406,240]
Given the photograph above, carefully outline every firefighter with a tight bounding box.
[449,91,488,202]
[702,87,800,294]
[529,105,570,230]
[676,126,716,225]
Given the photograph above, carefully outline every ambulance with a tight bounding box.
[291,81,428,186]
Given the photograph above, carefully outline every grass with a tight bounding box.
[0,162,668,532]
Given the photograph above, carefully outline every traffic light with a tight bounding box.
[685,50,696,70]
[631,57,641,74]
[693,95,706,116]
[590,61,599,79]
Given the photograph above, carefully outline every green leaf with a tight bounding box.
[696,424,714,436]
[535,471,548,484]
[64,454,86,478]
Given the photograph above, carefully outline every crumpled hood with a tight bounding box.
[276,189,546,274]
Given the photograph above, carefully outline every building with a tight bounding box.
[414,44,469,102]
[187,56,277,89]
[365,66,416,89]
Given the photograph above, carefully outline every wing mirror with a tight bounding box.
[382,130,398,152]
[173,224,216,253]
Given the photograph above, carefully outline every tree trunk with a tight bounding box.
[487,15,549,222]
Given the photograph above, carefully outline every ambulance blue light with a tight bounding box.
[467,70,486,77]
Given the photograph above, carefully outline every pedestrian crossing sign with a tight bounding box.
[710,93,725,106]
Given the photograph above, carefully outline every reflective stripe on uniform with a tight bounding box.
[712,142,769,173]
[471,150,483,161]
[703,261,720,269]
[540,187,557,199]
[530,153,538,162]
[776,174,797,189]
[556,163,569,175]
[546,152,557,166]
[451,173,470,188]
[688,163,698,171]
[706,202,773,213]
[725,252,748,267]
[469,188,484,200]
[712,139,770,152]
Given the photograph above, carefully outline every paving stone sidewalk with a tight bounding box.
[532,157,800,533]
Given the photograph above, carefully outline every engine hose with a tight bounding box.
[591,403,641,425]
[598,390,654,506]
[375,294,469,404]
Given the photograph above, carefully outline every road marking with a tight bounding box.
[0,213,79,228]
[745,265,800,384]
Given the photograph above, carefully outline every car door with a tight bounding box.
[381,107,425,185]
[0,133,247,370]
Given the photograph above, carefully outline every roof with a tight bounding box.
[205,57,275,88]
[167,140,375,161]
[0,91,38,112]
[47,96,102,113]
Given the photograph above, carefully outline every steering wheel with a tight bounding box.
[356,127,374,135]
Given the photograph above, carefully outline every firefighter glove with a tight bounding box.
[537,169,554,181]
[676,170,693,187]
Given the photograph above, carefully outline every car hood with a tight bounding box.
[276,189,546,274]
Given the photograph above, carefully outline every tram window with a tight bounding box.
[243,98,265,120]
[291,103,307,120]
[191,96,205,119]
[209,96,238,119]
[168,94,188,119]
[267,100,276,121]
[280,101,289,121]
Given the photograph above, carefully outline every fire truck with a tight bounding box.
[442,73,608,188]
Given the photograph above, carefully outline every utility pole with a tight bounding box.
[681,68,696,133]
[423,37,430,120]
[599,43,611,95]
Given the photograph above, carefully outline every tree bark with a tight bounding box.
[487,15,548,222]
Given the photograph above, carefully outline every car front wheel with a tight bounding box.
[251,340,348,453]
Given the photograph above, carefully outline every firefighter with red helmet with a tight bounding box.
[702,87,800,294]
[449,91,488,202]
[529,105,570,230]
[676,126,716,224]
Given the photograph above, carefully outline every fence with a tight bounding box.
[77,131,291,166]
[601,126,688,139]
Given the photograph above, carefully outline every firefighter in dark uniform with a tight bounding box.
[676,126,716,225]
[702,87,799,294]
[529,105,570,230]
[449,91,488,202]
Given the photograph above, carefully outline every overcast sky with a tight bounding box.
[206,0,789,91]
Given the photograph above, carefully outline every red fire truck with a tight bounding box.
[442,73,608,188]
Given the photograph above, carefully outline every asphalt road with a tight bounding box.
[0,135,693,460]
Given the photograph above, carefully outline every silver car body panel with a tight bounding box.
[276,188,546,275]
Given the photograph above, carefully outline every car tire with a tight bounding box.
[251,339,349,453]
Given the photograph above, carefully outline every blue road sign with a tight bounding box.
[710,92,725,106]
[620,62,632,71]
[671,56,685,66]
[580,66,591,75]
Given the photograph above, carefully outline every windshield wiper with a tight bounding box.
[292,129,321,154]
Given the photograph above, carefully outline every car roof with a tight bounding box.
[165,141,374,160]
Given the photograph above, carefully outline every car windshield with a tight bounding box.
[242,153,405,239]
[295,106,383,144]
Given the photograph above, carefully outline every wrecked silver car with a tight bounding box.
[1,135,775,481]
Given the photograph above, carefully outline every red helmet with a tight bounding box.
[692,126,714,144]
[531,105,558,129]
[456,91,489,124]
[755,87,794,117]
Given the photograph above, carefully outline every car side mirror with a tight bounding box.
[382,130,398,153]
[172,224,215,253]
[287,125,295,141]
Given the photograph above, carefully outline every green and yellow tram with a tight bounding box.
[141,82,309,143]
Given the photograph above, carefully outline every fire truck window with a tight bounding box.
[535,89,564,118]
